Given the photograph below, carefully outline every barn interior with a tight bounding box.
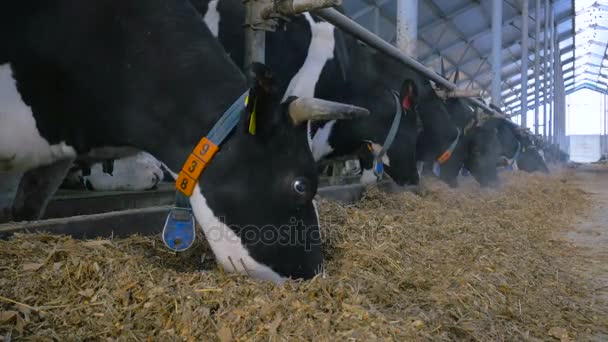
[1,0,608,340]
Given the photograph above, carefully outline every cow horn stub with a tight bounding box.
[288,97,370,125]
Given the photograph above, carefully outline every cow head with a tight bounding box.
[496,118,523,161]
[409,76,461,175]
[464,116,503,187]
[435,98,477,187]
[514,131,550,173]
[198,63,368,282]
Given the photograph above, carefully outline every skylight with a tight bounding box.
[573,0,608,89]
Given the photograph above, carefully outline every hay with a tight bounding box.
[1,172,607,341]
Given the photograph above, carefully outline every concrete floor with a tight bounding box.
[564,164,608,334]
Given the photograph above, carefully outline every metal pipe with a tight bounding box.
[397,0,418,58]
[261,0,340,19]
[534,0,541,134]
[520,0,530,128]
[553,29,560,147]
[435,89,484,99]
[244,0,266,67]
[314,8,502,117]
[543,0,549,137]
[549,4,555,143]
[605,93,607,156]
[491,0,503,106]
[554,15,561,146]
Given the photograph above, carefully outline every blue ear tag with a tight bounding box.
[432,162,441,177]
[373,159,384,178]
[162,207,196,252]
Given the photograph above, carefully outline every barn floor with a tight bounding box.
[564,164,608,341]
[0,169,607,340]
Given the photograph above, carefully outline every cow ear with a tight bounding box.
[244,63,281,138]
[400,79,418,111]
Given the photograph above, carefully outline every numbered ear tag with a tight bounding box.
[162,207,196,252]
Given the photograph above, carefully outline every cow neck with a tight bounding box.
[142,82,246,175]
[172,90,249,197]
[419,101,459,156]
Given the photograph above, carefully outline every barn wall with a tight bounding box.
[568,135,601,163]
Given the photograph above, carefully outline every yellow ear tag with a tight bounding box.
[248,97,257,135]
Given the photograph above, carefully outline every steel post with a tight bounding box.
[491,0,503,106]
[547,5,555,142]
[520,0,530,128]
[397,0,418,58]
[244,0,266,67]
[542,0,549,138]
[534,0,541,134]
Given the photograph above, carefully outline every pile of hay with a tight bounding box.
[1,172,606,340]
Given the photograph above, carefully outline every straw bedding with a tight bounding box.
[1,172,606,341]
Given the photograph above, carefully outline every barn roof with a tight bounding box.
[341,0,606,117]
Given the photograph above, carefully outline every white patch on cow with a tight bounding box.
[312,198,321,240]
[309,120,336,161]
[342,159,361,176]
[360,168,377,185]
[282,13,335,101]
[203,0,220,37]
[189,184,286,284]
[538,149,546,161]
[369,143,390,166]
[0,63,76,172]
[416,161,424,177]
[79,152,163,191]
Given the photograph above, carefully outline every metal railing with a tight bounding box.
[245,1,503,117]
[313,8,503,117]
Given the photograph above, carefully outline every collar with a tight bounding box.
[163,90,249,252]
[507,141,521,167]
[373,90,404,177]
[437,128,461,165]
[463,118,475,135]
[175,90,249,196]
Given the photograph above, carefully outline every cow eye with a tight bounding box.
[292,178,310,195]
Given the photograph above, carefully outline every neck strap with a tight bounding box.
[373,90,404,177]
[437,128,461,165]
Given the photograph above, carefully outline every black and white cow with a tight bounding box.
[496,123,550,173]
[1,0,368,282]
[416,81,505,188]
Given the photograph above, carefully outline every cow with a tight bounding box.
[417,69,505,188]
[504,127,551,173]
[61,151,165,191]
[0,0,369,282]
